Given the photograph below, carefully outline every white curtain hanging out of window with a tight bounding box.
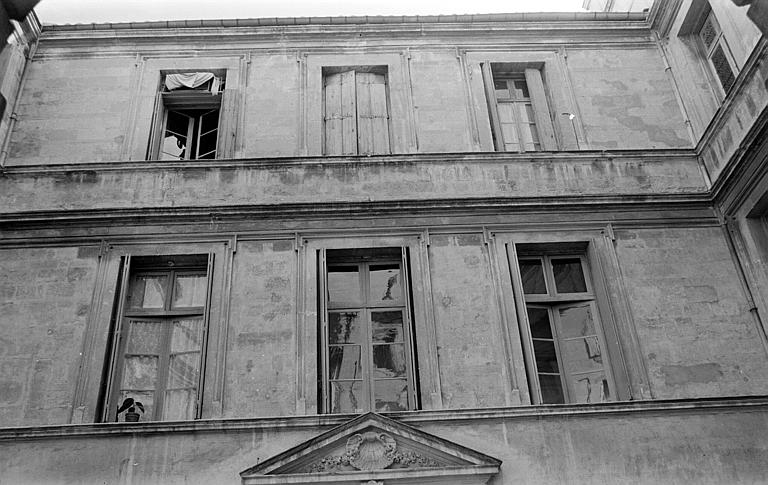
[165,72,215,90]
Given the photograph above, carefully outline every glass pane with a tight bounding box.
[329,311,363,344]
[527,307,552,339]
[520,259,547,294]
[168,352,200,389]
[162,111,190,160]
[118,390,154,422]
[371,311,404,342]
[200,109,219,133]
[125,320,163,354]
[558,305,596,339]
[163,389,197,420]
[197,131,218,159]
[327,265,361,304]
[121,355,158,389]
[538,374,565,404]
[373,343,407,378]
[330,381,367,413]
[533,340,559,373]
[569,371,610,404]
[513,79,529,98]
[329,345,362,379]
[172,275,207,308]
[561,336,604,374]
[129,275,167,309]
[552,258,587,293]
[374,379,409,411]
[370,264,402,304]
[170,318,203,352]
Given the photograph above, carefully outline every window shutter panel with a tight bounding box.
[481,62,504,151]
[147,95,165,160]
[324,71,357,155]
[356,72,390,155]
[524,68,557,151]
[216,88,238,159]
[103,255,133,421]
[710,44,736,93]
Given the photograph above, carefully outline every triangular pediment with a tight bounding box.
[240,413,501,485]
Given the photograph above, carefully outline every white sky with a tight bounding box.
[35,0,589,25]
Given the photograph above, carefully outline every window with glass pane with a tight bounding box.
[153,72,223,160]
[322,249,416,413]
[490,74,540,153]
[517,254,613,404]
[110,259,209,422]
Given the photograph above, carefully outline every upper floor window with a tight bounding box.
[323,67,391,156]
[482,63,558,152]
[517,251,615,404]
[151,72,225,160]
[106,254,211,422]
[698,10,737,95]
[320,248,417,413]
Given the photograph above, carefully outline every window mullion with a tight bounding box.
[155,317,173,421]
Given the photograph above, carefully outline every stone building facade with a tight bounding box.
[1,0,767,483]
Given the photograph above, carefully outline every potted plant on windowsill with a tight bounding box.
[117,397,145,422]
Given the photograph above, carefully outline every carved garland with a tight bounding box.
[307,431,439,473]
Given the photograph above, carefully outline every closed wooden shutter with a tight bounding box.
[324,71,358,155]
[216,88,239,159]
[356,72,390,155]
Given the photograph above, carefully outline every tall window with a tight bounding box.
[321,248,417,413]
[323,67,391,156]
[151,72,224,160]
[482,63,557,152]
[517,253,614,404]
[698,11,737,95]
[107,255,210,422]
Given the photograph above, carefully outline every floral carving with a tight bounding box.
[306,430,440,473]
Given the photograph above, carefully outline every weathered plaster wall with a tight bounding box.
[0,245,99,426]
[428,234,507,408]
[241,55,300,158]
[2,403,767,484]
[565,47,691,149]
[0,154,707,215]
[615,226,768,399]
[409,50,473,152]
[701,45,768,183]
[7,57,133,165]
[225,239,297,418]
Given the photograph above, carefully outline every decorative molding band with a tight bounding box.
[1,395,767,442]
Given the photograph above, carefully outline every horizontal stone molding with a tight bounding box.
[1,395,767,442]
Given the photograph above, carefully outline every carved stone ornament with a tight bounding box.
[307,431,440,473]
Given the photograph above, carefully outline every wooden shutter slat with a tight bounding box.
[340,70,357,155]
[323,72,343,155]
[524,68,557,151]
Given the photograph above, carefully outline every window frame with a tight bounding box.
[319,248,419,414]
[504,240,631,405]
[481,62,558,152]
[148,71,226,161]
[103,254,214,422]
[696,10,738,97]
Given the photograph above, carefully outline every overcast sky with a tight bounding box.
[35,0,589,24]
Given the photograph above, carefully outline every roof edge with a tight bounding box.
[39,11,649,32]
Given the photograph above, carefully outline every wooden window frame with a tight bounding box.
[481,62,557,152]
[148,72,226,161]
[515,251,619,405]
[103,254,214,422]
[319,248,418,414]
